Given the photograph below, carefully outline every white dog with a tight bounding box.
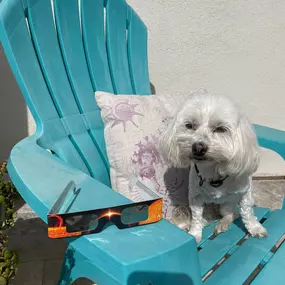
[160,92,267,243]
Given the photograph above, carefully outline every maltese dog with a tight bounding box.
[160,91,267,243]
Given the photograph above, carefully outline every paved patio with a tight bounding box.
[8,202,93,285]
[6,178,285,285]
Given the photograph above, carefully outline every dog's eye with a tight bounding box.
[213,126,227,133]
[185,122,193,130]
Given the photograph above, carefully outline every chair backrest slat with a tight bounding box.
[42,119,92,175]
[0,0,151,186]
[54,0,110,171]
[27,0,110,184]
[0,0,92,175]
[106,0,133,94]
[127,8,151,95]
[81,0,114,93]
[1,0,58,123]
[53,0,96,113]
[27,0,81,117]
[53,0,111,176]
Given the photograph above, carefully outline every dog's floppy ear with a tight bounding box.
[227,114,260,177]
[159,118,184,168]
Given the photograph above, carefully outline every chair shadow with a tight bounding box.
[233,218,248,234]
[163,167,189,208]
[150,82,156,95]
[128,271,194,285]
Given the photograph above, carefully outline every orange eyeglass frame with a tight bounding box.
[47,180,163,239]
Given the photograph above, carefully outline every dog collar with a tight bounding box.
[194,164,228,188]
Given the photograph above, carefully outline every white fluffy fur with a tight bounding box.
[160,92,267,243]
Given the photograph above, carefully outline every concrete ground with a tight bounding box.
[8,200,93,285]
[7,178,285,285]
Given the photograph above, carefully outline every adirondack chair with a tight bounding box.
[1,0,285,284]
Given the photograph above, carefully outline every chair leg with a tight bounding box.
[58,244,121,285]
[58,245,79,285]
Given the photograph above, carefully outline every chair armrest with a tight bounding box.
[7,134,131,221]
[8,135,202,284]
[254,124,285,160]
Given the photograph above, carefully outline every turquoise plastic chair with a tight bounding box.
[1,0,285,284]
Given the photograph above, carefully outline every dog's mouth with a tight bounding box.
[189,154,209,161]
[194,157,206,161]
[194,157,208,162]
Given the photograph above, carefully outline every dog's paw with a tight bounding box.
[188,229,202,244]
[248,224,268,238]
[178,222,190,232]
[168,206,191,232]
[214,220,230,235]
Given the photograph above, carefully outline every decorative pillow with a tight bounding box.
[95,91,189,219]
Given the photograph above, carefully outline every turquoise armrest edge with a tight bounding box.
[7,135,203,284]
[254,124,285,160]
[7,134,131,221]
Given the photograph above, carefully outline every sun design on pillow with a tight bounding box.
[105,99,143,132]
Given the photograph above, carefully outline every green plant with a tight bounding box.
[0,161,19,284]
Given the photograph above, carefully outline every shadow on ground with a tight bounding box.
[0,44,29,162]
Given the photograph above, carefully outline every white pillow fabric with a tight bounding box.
[95,90,284,223]
[95,91,189,219]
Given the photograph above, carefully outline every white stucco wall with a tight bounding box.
[2,0,285,159]
[128,0,285,130]
[26,0,285,134]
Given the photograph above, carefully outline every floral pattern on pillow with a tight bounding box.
[131,135,163,194]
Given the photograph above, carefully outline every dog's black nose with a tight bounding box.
[192,142,208,157]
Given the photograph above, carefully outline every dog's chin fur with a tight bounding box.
[160,92,267,242]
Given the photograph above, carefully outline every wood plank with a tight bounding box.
[199,208,270,276]
[205,210,285,285]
